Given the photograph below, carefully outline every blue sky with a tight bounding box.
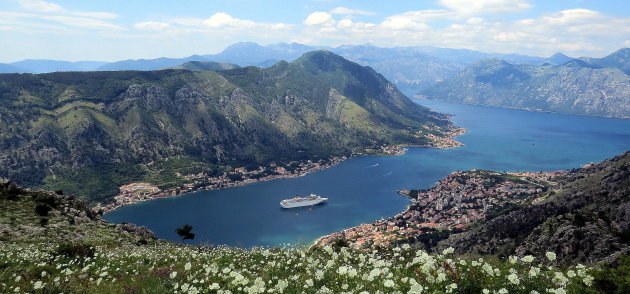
[1,0,629,62]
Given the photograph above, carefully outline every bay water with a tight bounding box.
[105,100,630,247]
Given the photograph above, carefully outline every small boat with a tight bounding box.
[280,194,328,208]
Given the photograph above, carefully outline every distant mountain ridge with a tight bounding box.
[96,55,210,71]
[0,63,29,74]
[168,61,240,71]
[579,48,630,75]
[2,42,569,94]
[11,60,107,73]
[420,49,630,118]
[0,50,456,201]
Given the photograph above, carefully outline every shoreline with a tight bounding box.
[96,128,465,216]
[96,132,463,215]
[96,155,349,214]
[413,96,630,120]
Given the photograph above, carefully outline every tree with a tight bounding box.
[175,224,195,240]
[408,190,420,198]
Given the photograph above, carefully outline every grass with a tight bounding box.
[0,242,597,294]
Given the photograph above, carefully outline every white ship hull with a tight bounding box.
[280,194,327,208]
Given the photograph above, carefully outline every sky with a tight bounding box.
[1,0,629,62]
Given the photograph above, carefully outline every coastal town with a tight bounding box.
[316,169,567,249]
[425,127,467,149]
[94,156,349,214]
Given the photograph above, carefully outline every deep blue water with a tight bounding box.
[105,100,630,247]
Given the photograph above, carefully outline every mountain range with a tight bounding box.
[4,43,628,118]
[420,48,630,118]
[0,42,570,94]
[0,50,456,201]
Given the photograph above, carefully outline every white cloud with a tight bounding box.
[385,10,455,25]
[467,17,484,25]
[382,14,429,31]
[42,15,123,30]
[8,0,121,32]
[337,19,353,28]
[542,9,600,26]
[19,0,62,13]
[203,12,255,28]
[137,13,292,33]
[330,7,375,16]
[134,21,171,31]
[438,0,531,16]
[304,12,334,26]
[19,0,117,19]
[299,6,630,57]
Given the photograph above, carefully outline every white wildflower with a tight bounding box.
[546,252,557,261]
[337,266,348,275]
[529,267,540,277]
[33,281,44,290]
[408,283,423,294]
[446,283,458,293]
[315,270,325,280]
[509,256,518,264]
[521,255,535,263]
[583,275,594,286]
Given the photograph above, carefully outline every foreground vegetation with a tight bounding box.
[0,242,600,293]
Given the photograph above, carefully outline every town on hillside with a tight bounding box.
[316,169,567,249]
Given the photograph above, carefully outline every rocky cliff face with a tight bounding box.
[437,151,630,265]
[0,51,455,201]
[421,49,630,118]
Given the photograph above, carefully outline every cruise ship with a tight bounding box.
[280,194,328,208]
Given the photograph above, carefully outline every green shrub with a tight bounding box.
[34,203,52,216]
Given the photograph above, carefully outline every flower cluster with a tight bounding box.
[0,242,594,293]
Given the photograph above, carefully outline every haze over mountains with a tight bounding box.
[0,42,574,93]
[3,42,629,118]
[421,48,630,118]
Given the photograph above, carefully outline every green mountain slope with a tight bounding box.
[437,151,630,265]
[420,56,630,118]
[0,50,456,201]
